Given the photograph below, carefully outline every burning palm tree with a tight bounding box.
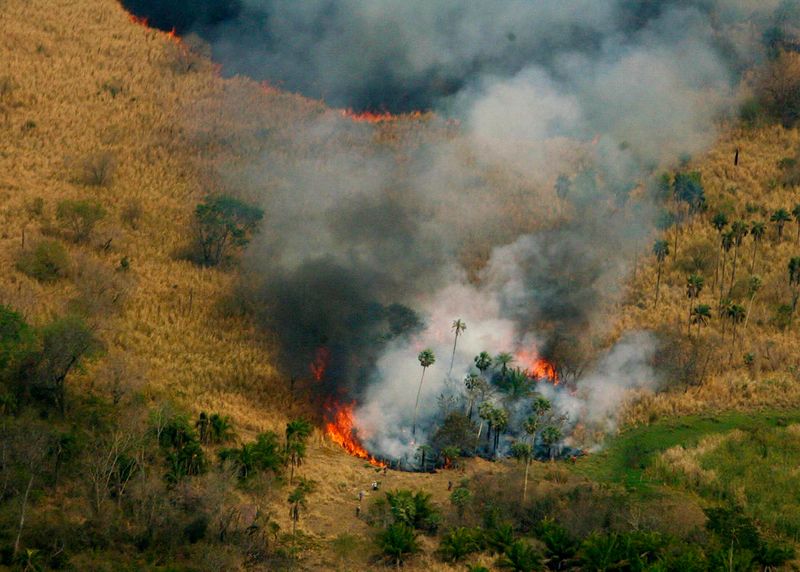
[412,348,436,438]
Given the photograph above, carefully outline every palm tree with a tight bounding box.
[690,304,712,336]
[523,396,552,449]
[749,221,766,273]
[497,540,544,572]
[285,419,313,483]
[378,523,418,569]
[719,230,734,306]
[789,257,800,312]
[652,240,670,306]
[711,212,729,287]
[510,442,533,503]
[491,408,509,454]
[477,401,495,445]
[728,220,749,294]
[793,204,800,243]
[771,208,792,241]
[494,352,515,379]
[685,274,705,334]
[540,426,562,461]
[463,373,486,420]
[448,319,467,377]
[725,303,747,342]
[412,349,436,438]
[743,275,762,333]
[288,478,315,536]
[474,352,493,379]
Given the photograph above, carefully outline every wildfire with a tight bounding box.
[309,347,331,381]
[128,13,149,27]
[340,108,427,124]
[325,402,386,468]
[515,348,559,384]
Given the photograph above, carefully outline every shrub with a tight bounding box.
[75,151,115,187]
[385,489,441,533]
[120,198,143,229]
[755,50,800,128]
[56,199,106,242]
[376,523,418,568]
[438,527,484,562]
[16,240,70,282]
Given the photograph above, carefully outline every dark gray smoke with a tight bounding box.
[167,0,798,456]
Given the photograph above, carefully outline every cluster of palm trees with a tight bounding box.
[655,202,800,342]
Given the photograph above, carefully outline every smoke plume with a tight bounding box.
[148,0,800,459]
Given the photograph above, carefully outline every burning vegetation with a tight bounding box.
[324,401,387,468]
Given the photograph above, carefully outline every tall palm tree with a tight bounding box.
[412,348,436,438]
[690,304,712,336]
[285,419,313,483]
[749,221,766,273]
[719,230,734,307]
[793,204,800,243]
[728,220,749,294]
[652,240,670,306]
[477,401,495,445]
[448,319,466,377]
[463,373,486,420]
[771,208,792,241]
[494,352,515,379]
[288,478,315,536]
[491,408,509,454]
[523,396,552,451]
[742,275,762,333]
[510,442,533,503]
[725,304,747,342]
[711,212,729,287]
[686,274,705,334]
[789,257,800,312]
[473,352,492,379]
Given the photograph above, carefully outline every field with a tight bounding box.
[2,0,800,570]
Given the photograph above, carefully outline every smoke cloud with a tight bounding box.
[151,0,799,459]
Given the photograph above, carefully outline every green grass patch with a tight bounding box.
[573,410,800,493]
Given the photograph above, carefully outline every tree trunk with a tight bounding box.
[719,251,728,306]
[654,263,663,307]
[750,240,758,273]
[728,247,739,295]
[13,475,34,558]
[411,368,427,438]
[522,460,530,503]
[448,333,459,378]
[743,294,756,334]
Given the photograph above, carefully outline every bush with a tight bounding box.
[16,240,70,282]
[120,198,143,229]
[75,151,116,187]
[438,527,484,562]
[755,50,800,128]
[56,199,106,242]
[376,523,418,568]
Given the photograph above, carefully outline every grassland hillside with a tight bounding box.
[1,0,800,570]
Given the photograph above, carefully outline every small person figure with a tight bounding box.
[383,466,388,476]
[371,481,378,491]
[358,490,365,502]
[447,480,453,491]
[356,505,361,517]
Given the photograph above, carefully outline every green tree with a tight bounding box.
[416,444,434,472]
[789,257,800,312]
[34,315,97,414]
[510,442,533,503]
[288,478,315,535]
[0,305,35,388]
[534,518,578,570]
[16,240,70,283]
[673,172,705,216]
[770,208,792,241]
[540,426,562,461]
[523,396,552,449]
[491,408,509,454]
[494,352,515,379]
[743,275,763,333]
[728,220,749,294]
[448,319,466,377]
[464,373,487,420]
[749,221,766,272]
[474,351,493,378]
[438,527,482,562]
[497,540,544,572]
[449,485,472,522]
[477,401,496,446]
[194,195,264,266]
[725,304,747,342]
[378,523,418,569]
[56,199,105,242]
[285,419,313,483]
[653,240,670,306]
[690,304,712,336]
[685,274,705,334]
[219,431,283,480]
[412,348,436,438]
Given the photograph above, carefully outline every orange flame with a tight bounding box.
[325,402,386,467]
[310,347,331,381]
[340,108,426,124]
[515,348,559,384]
[128,13,149,27]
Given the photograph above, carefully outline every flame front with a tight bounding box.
[310,346,331,381]
[516,348,559,384]
[340,108,427,123]
[325,402,386,467]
